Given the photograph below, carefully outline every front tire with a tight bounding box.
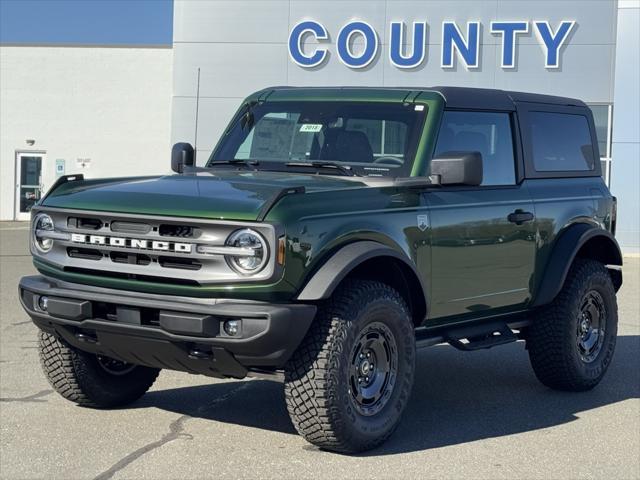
[527,259,618,391]
[38,331,160,408]
[284,280,415,453]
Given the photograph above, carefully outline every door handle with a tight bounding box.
[508,210,534,225]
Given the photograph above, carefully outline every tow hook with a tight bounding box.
[188,348,212,360]
[75,332,98,344]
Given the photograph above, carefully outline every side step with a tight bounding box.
[443,322,518,351]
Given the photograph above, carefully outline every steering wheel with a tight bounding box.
[373,156,404,166]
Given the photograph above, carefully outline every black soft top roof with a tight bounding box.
[429,86,587,110]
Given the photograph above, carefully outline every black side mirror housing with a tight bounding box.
[430,151,483,186]
[171,142,195,173]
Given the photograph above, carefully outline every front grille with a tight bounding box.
[36,209,277,286]
[67,247,103,261]
[109,251,151,266]
[159,224,195,238]
[110,221,151,235]
[158,256,202,270]
[68,217,102,230]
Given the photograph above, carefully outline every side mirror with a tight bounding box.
[171,142,195,173]
[430,151,483,186]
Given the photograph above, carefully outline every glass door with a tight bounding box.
[15,152,45,221]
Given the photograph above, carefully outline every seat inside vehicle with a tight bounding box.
[320,129,374,163]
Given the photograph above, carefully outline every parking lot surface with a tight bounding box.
[1,223,638,480]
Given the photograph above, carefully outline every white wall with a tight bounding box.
[610,1,640,255]
[0,46,173,220]
[171,0,618,162]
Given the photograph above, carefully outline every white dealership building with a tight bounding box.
[0,0,638,254]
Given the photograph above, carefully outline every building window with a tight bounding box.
[588,104,613,186]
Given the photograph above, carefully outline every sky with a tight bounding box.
[0,0,173,45]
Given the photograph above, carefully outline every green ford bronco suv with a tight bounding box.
[20,86,622,453]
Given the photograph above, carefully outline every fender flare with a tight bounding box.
[297,241,427,305]
[532,223,623,307]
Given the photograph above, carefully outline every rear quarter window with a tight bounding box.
[529,112,595,172]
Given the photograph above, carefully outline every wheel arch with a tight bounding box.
[297,241,428,327]
[532,223,623,307]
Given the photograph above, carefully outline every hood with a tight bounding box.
[41,170,372,221]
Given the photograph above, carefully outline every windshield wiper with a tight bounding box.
[285,161,358,177]
[208,159,259,170]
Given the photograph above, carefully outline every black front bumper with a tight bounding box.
[19,275,316,379]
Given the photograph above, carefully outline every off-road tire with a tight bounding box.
[38,331,160,408]
[527,259,618,391]
[284,280,415,453]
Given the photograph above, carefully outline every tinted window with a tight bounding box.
[434,111,515,185]
[529,112,595,171]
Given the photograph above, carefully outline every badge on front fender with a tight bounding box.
[417,215,429,232]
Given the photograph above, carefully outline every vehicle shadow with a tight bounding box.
[133,335,640,455]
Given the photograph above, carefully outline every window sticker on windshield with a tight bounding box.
[299,124,323,133]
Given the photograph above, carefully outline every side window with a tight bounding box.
[434,111,516,186]
[529,112,595,172]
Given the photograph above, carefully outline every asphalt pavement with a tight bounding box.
[1,222,638,480]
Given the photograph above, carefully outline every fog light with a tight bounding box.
[223,320,240,336]
[38,296,49,311]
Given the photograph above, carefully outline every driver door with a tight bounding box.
[426,110,536,320]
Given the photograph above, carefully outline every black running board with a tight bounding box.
[443,322,518,351]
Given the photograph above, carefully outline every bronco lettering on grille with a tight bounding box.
[70,234,192,253]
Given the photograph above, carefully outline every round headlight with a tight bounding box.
[33,213,55,252]
[225,229,268,275]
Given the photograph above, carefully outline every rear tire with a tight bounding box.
[527,259,618,391]
[284,280,415,453]
[38,331,160,408]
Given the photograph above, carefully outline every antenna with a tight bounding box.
[194,67,201,165]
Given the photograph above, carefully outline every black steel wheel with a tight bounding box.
[576,290,607,363]
[96,355,137,376]
[285,280,415,453]
[527,259,618,391]
[348,322,398,417]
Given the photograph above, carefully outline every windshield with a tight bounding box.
[209,101,427,177]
